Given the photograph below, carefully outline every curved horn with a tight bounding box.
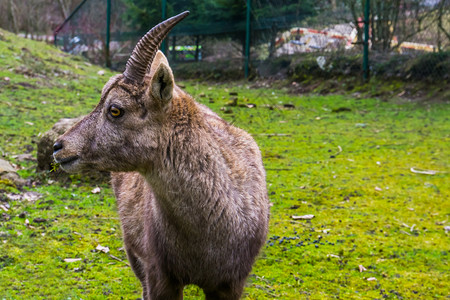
[123,11,189,84]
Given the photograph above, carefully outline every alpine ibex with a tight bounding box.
[53,11,269,300]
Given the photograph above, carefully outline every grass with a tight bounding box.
[1,29,449,299]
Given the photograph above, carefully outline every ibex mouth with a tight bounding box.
[55,155,79,170]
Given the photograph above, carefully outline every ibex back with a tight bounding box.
[53,11,269,300]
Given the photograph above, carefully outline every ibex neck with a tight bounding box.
[143,98,239,232]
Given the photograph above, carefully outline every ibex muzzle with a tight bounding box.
[53,11,269,300]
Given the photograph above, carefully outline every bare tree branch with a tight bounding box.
[58,0,70,19]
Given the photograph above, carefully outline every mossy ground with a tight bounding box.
[1,29,449,299]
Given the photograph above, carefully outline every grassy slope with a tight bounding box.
[0,29,449,299]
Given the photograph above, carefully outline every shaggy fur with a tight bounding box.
[53,51,270,300]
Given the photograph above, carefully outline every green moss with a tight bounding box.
[1,29,449,299]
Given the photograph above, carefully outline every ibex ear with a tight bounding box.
[150,62,174,105]
[148,50,169,77]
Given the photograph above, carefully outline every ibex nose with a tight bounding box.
[53,141,63,153]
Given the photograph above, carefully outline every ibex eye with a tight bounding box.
[109,105,123,118]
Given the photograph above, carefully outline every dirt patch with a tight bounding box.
[16,82,38,89]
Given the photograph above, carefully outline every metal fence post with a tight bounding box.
[363,0,370,80]
[195,35,200,62]
[244,0,251,79]
[105,0,111,68]
[171,36,177,62]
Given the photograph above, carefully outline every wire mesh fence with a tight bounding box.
[54,0,450,81]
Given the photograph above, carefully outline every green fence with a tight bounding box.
[54,0,449,80]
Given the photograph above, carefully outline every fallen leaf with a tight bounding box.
[292,215,315,220]
[96,244,110,253]
[220,107,233,114]
[64,258,82,263]
[6,194,21,201]
[410,167,438,175]
[23,191,42,202]
[24,219,35,229]
[375,186,383,191]
[33,218,47,223]
[327,254,340,259]
[359,265,367,272]
[367,277,377,281]
[332,107,351,113]
[91,187,101,194]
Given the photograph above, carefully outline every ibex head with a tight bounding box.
[53,12,189,173]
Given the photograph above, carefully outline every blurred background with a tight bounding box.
[0,0,449,81]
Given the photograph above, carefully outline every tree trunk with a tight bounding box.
[268,23,278,58]
[437,0,450,48]
[8,0,19,33]
[345,0,363,46]
[331,0,337,11]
